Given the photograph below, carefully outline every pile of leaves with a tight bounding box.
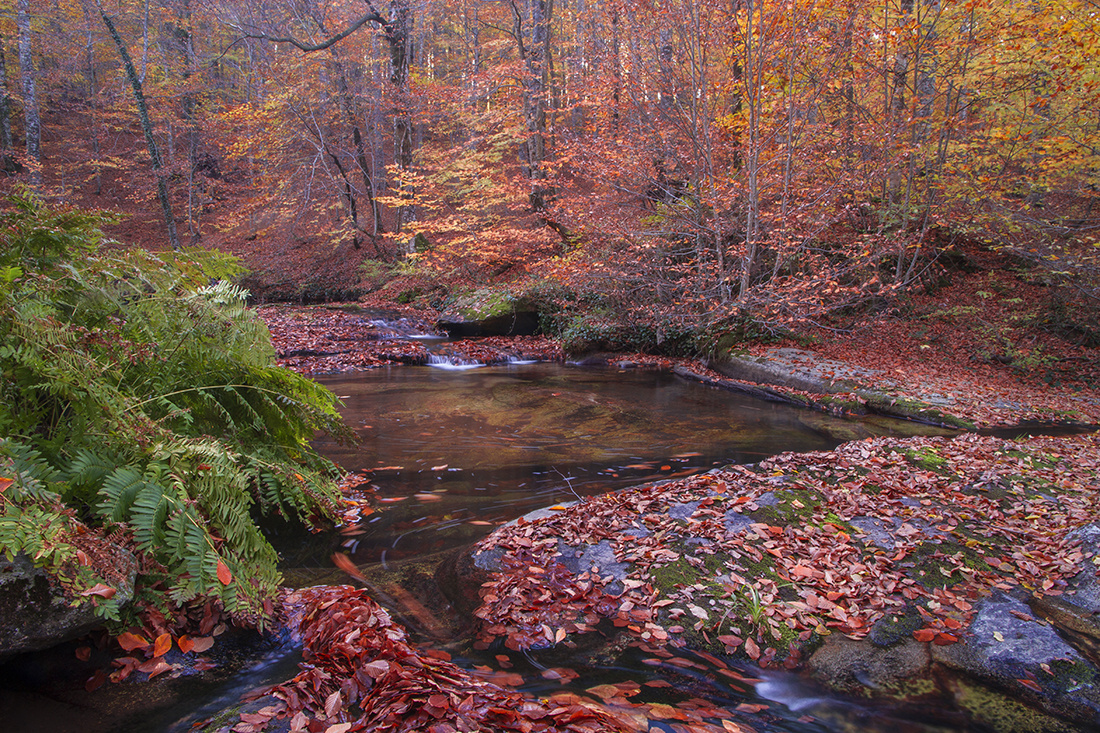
[224,585,633,733]
[472,432,1100,666]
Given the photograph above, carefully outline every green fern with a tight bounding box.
[0,190,354,622]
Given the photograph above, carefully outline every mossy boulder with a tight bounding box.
[437,288,540,337]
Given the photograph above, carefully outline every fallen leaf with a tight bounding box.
[913,628,937,643]
[332,553,367,581]
[190,636,215,653]
[79,583,117,599]
[117,631,150,652]
[216,559,233,586]
[153,632,172,658]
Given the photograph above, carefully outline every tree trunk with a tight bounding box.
[0,32,17,172]
[512,0,554,211]
[100,7,180,250]
[17,0,41,188]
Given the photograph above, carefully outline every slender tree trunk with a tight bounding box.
[100,7,180,250]
[739,0,763,299]
[17,0,41,188]
[388,0,415,235]
[84,22,102,195]
[0,33,16,172]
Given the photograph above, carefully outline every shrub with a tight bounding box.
[0,190,353,623]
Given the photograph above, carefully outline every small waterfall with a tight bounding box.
[426,353,485,370]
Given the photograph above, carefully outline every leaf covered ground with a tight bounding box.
[472,432,1100,665]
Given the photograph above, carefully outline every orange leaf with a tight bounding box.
[912,628,937,643]
[331,552,367,581]
[933,632,959,646]
[216,559,233,586]
[117,631,150,652]
[1018,678,1043,693]
[153,632,172,658]
[178,635,195,654]
[0,477,13,493]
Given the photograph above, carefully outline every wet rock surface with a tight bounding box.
[0,550,136,661]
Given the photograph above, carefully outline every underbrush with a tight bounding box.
[0,190,353,627]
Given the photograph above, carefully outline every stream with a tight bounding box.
[0,331,966,733]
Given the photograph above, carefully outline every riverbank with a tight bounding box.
[256,303,1100,431]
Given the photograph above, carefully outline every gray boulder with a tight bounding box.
[0,550,136,660]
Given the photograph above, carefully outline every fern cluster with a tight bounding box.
[0,189,354,621]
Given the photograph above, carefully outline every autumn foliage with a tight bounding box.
[0,0,1094,341]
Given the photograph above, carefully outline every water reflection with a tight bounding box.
[308,363,865,568]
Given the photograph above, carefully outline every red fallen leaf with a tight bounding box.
[141,660,174,679]
[178,635,195,654]
[362,659,390,679]
[933,633,959,645]
[1018,678,1043,693]
[117,631,150,652]
[331,552,367,581]
[79,583,117,600]
[586,684,624,701]
[913,628,937,643]
[541,667,579,683]
[717,634,742,650]
[75,646,92,662]
[216,559,233,586]
[85,669,108,692]
[735,702,770,714]
[744,637,761,660]
[427,693,450,708]
[942,617,963,629]
[423,648,451,661]
[643,679,674,688]
[192,658,217,671]
[153,632,173,658]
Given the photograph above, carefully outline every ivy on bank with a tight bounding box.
[0,189,355,623]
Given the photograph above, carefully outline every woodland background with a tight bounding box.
[0,0,1097,343]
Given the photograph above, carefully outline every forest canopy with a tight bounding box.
[0,0,1096,336]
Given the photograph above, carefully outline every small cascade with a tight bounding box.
[426,353,485,370]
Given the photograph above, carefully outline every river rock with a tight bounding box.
[808,636,931,693]
[932,591,1100,727]
[0,550,136,660]
[709,347,974,428]
[437,289,540,337]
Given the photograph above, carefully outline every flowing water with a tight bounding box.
[0,339,965,733]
